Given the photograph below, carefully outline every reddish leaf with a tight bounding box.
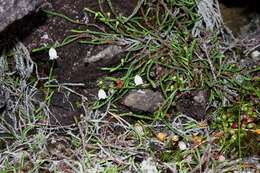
[116,80,124,89]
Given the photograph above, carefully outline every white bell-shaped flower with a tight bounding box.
[178,141,187,150]
[251,50,260,59]
[49,47,58,60]
[98,89,107,100]
[140,158,158,173]
[134,75,143,86]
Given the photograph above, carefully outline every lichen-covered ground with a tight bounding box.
[0,0,259,172]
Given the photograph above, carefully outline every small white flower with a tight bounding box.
[140,158,158,173]
[98,89,107,100]
[178,141,187,150]
[49,47,58,60]
[134,75,143,86]
[250,50,260,59]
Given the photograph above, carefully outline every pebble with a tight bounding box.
[122,89,164,113]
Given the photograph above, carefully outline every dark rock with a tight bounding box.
[49,91,81,125]
[122,89,164,113]
[176,89,209,121]
[0,0,44,32]
[219,0,260,10]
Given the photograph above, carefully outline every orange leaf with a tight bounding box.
[255,129,260,135]
[156,132,167,142]
[192,135,203,145]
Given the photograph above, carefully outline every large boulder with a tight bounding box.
[0,0,44,32]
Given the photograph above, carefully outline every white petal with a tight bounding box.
[251,50,260,59]
[140,158,158,173]
[134,75,143,86]
[178,141,187,150]
[98,89,107,100]
[49,47,58,60]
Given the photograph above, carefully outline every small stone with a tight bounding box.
[122,89,164,113]
[84,45,123,63]
[176,89,209,121]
